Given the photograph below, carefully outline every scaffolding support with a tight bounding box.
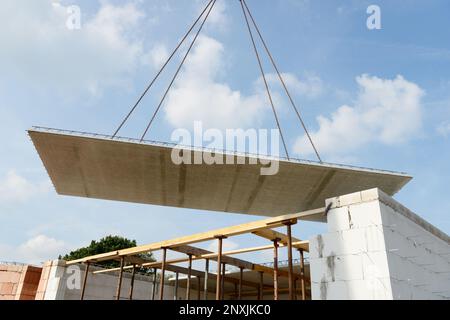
[285,221,296,300]
[128,264,136,301]
[159,248,167,300]
[115,257,125,301]
[151,268,157,300]
[174,272,179,301]
[273,239,280,300]
[204,259,209,300]
[221,263,226,300]
[215,237,224,301]
[80,262,90,300]
[258,271,264,300]
[186,254,193,300]
[299,249,306,300]
[239,267,244,300]
[197,276,201,300]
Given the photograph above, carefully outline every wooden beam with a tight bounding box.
[172,245,254,270]
[273,240,279,301]
[115,257,125,300]
[238,267,243,300]
[252,228,302,247]
[186,254,192,300]
[222,275,267,290]
[204,259,209,300]
[151,268,157,300]
[164,264,204,278]
[174,272,179,301]
[80,262,90,300]
[66,208,323,265]
[216,237,223,301]
[197,276,201,301]
[285,222,295,300]
[159,248,167,300]
[221,263,226,300]
[128,265,136,301]
[299,249,306,301]
[89,241,310,275]
[258,272,264,300]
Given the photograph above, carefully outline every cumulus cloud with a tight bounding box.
[0,170,51,203]
[266,72,324,99]
[294,75,424,158]
[142,43,169,69]
[206,0,228,30]
[0,235,67,265]
[0,0,154,95]
[164,35,268,130]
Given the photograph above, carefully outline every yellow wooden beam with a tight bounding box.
[66,208,321,265]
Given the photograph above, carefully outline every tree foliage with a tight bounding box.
[61,235,154,269]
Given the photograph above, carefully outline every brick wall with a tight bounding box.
[0,264,42,300]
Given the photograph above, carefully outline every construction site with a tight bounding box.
[0,0,449,302]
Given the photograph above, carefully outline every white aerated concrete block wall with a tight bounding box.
[309,188,450,300]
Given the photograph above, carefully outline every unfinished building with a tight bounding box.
[21,128,449,300]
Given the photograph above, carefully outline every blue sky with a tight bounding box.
[0,0,449,267]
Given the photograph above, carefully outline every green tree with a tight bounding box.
[61,235,154,269]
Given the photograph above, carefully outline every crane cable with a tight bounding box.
[140,0,217,142]
[239,0,290,160]
[241,0,323,163]
[112,0,322,163]
[112,0,216,139]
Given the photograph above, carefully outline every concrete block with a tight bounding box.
[346,278,392,300]
[327,207,351,232]
[310,258,330,284]
[390,278,413,300]
[348,201,383,229]
[339,229,370,255]
[338,191,363,207]
[361,188,380,202]
[311,254,365,283]
[308,235,323,259]
[365,225,387,252]
[321,280,349,300]
[361,251,391,279]
[334,255,364,281]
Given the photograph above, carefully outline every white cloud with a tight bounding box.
[0,235,68,265]
[164,35,268,130]
[265,72,324,99]
[18,235,67,264]
[294,75,424,158]
[142,43,169,69]
[0,0,151,95]
[437,122,450,138]
[207,0,228,30]
[0,170,51,203]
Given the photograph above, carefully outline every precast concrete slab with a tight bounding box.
[28,127,412,217]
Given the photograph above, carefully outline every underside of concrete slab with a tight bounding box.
[28,127,412,217]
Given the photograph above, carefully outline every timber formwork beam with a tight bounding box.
[66,208,320,265]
